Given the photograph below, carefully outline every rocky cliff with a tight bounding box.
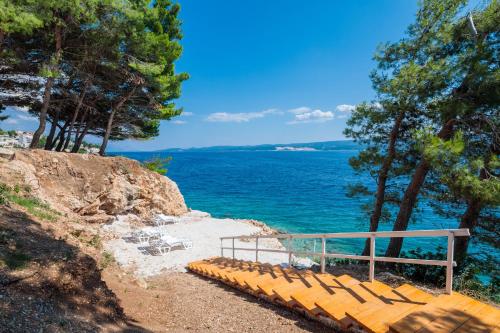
[0,149,188,223]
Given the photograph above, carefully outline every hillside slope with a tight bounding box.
[0,149,187,223]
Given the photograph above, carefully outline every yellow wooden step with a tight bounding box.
[244,266,294,292]
[233,268,279,291]
[390,293,499,333]
[290,274,361,313]
[257,270,316,297]
[218,263,282,289]
[414,301,492,333]
[187,259,498,333]
[214,260,258,281]
[315,280,395,325]
[276,274,340,306]
[190,262,214,275]
[267,271,330,304]
[389,292,478,333]
[346,284,423,319]
[452,303,500,333]
[346,284,435,333]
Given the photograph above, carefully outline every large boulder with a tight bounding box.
[0,149,188,223]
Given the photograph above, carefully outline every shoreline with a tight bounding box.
[102,209,296,277]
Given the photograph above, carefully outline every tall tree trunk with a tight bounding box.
[99,108,117,156]
[48,121,67,151]
[454,199,482,266]
[72,119,91,153]
[30,78,54,148]
[385,119,456,258]
[30,24,62,148]
[454,165,487,266]
[55,129,66,152]
[63,81,89,150]
[98,87,137,156]
[55,119,71,151]
[0,31,4,52]
[72,107,88,147]
[362,111,404,255]
[44,109,60,150]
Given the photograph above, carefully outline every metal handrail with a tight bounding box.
[220,228,470,294]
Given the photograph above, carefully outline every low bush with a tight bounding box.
[0,182,59,221]
[142,155,172,175]
[99,251,115,269]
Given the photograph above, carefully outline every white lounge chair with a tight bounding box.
[130,227,164,244]
[149,234,193,255]
[153,214,179,227]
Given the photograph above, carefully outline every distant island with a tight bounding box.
[275,146,317,151]
[155,140,360,153]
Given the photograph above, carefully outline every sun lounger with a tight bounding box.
[153,214,179,227]
[129,227,165,244]
[149,234,193,255]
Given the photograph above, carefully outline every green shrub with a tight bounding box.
[88,234,102,249]
[100,251,115,269]
[394,247,447,286]
[142,155,172,175]
[0,183,10,205]
[0,182,59,221]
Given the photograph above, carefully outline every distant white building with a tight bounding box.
[17,131,33,147]
[0,131,33,148]
[88,147,100,154]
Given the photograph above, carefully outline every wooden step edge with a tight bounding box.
[347,294,435,333]
[403,297,495,333]
[344,287,435,332]
[313,284,394,326]
[451,303,500,333]
[257,273,314,296]
[270,281,316,304]
[389,293,480,333]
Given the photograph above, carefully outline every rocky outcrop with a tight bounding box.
[0,149,188,223]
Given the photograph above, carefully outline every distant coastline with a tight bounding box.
[275,146,317,151]
[140,139,361,153]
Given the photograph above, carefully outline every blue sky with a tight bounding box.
[3,0,419,151]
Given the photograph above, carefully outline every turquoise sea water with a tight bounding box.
[114,149,482,257]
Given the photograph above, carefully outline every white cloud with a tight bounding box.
[172,120,186,125]
[8,106,30,113]
[336,104,356,113]
[5,118,18,124]
[206,108,281,123]
[181,112,194,117]
[18,115,38,122]
[288,106,312,115]
[287,107,334,124]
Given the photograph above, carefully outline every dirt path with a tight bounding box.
[103,269,333,332]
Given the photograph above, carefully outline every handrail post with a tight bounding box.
[232,237,235,260]
[220,238,223,257]
[369,235,375,281]
[255,237,259,262]
[446,231,454,294]
[320,237,326,273]
[288,235,292,266]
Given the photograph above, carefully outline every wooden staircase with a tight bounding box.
[187,257,500,333]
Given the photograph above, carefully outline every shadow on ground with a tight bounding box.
[0,206,151,333]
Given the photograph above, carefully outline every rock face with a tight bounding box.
[0,149,188,223]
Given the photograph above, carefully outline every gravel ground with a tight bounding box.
[103,270,336,333]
